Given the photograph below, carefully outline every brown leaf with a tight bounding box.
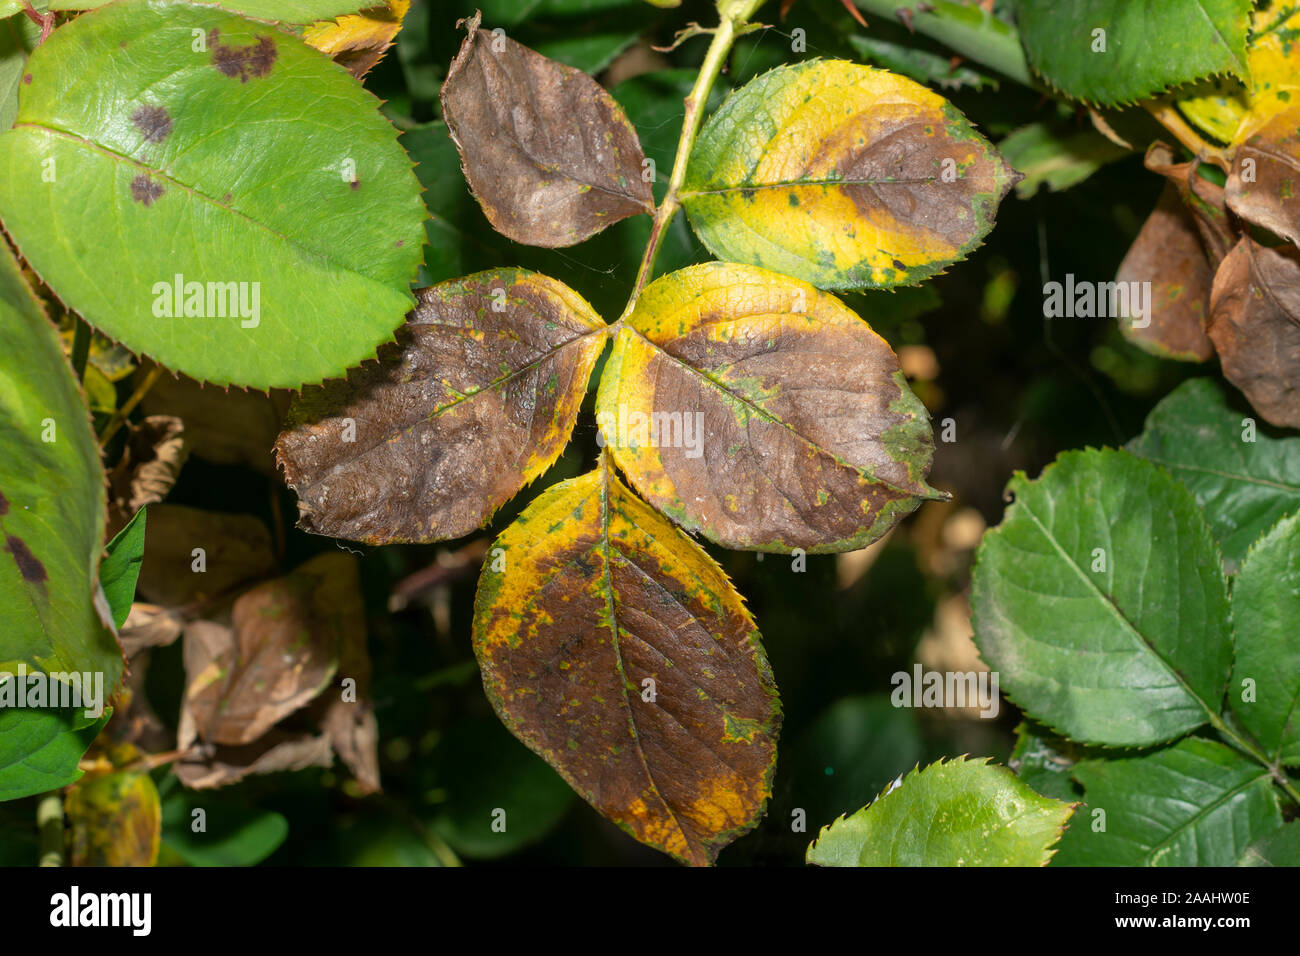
[276,269,607,545]
[118,602,184,657]
[174,728,335,790]
[106,415,188,537]
[140,366,292,477]
[440,12,654,247]
[1145,141,1235,263]
[1208,237,1300,428]
[1227,104,1300,247]
[1116,182,1216,362]
[181,553,359,747]
[474,464,781,866]
[318,593,380,794]
[136,504,277,608]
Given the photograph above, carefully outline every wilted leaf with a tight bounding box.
[107,416,187,536]
[302,0,408,80]
[175,727,334,790]
[319,605,380,794]
[100,508,147,630]
[140,370,290,478]
[597,262,943,553]
[473,463,781,866]
[1230,512,1300,765]
[1143,142,1235,263]
[806,757,1074,867]
[1015,0,1252,106]
[1054,738,1280,866]
[681,60,1018,289]
[1207,237,1300,429]
[1226,104,1300,247]
[0,236,121,690]
[440,11,653,247]
[1115,182,1216,361]
[182,553,357,747]
[0,707,109,802]
[136,505,277,608]
[66,768,161,867]
[118,603,184,658]
[970,449,1232,747]
[277,269,607,545]
[1239,822,1300,866]
[1127,378,1300,569]
[0,1,426,389]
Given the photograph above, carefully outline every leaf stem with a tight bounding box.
[98,366,162,447]
[36,792,64,867]
[1207,712,1300,806]
[622,0,763,318]
[1145,101,1232,170]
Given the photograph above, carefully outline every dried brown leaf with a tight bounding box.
[136,504,277,608]
[1227,104,1300,247]
[1208,237,1300,429]
[1145,141,1236,263]
[276,269,607,545]
[106,415,187,536]
[440,12,654,247]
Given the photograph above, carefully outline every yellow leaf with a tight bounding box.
[303,0,410,80]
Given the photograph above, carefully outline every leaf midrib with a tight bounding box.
[15,121,399,290]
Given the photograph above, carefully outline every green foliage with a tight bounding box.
[807,757,1074,866]
[0,707,110,802]
[100,508,146,630]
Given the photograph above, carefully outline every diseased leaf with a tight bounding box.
[806,756,1074,867]
[0,236,121,690]
[1143,142,1235,264]
[1207,237,1300,429]
[1226,104,1300,247]
[681,60,1018,290]
[51,0,371,22]
[276,269,608,545]
[100,508,147,630]
[1239,821,1300,866]
[473,462,781,866]
[597,262,942,553]
[1115,182,1216,361]
[970,449,1232,747]
[1230,512,1300,765]
[0,0,426,389]
[66,768,161,867]
[136,505,277,608]
[181,553,356,747]
[175,726,334,790]
[1054,738,1280,866]
[302,0,408,80]
[1014,0,1252,106]
[1127,378,1300,569]
[0,707,110,802]
[440,11,653,248]
[106,415,187,537]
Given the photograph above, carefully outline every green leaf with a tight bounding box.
[100,507,146,630]
[0,0,426,389]
[159,783,288,867]
[997,122,1129,199]
[50,0,370,21]
[428,714,574,860]
[806,756,1074,866]
[1010,720,1088,803]
[846,34,999,91]
[971,448,1231,747]
[1239,821,1300,866]
[1127,378,1300,569]
[1229,512,1300,765]
[681,60,1017,290]
[1054,738,1280,866]
[0,707,109,802]
[1014,0,1253,106]
[0,2,41,132]
[0,239,121,690]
